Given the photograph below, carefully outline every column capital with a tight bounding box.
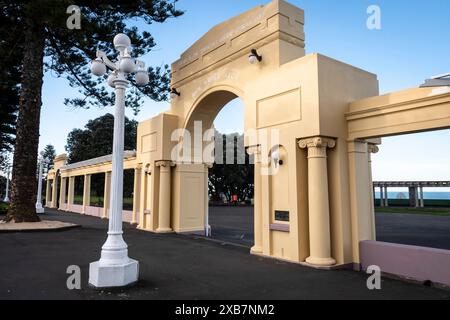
[204,163,214,169]
[246,145,262,163]
[368,143,379,154]
[155,160,175,168]
[298,136,336,150]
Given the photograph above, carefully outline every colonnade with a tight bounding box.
[376,185,425,208]
[45,168,142,224]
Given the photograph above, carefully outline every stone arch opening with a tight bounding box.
[180,89,256,246]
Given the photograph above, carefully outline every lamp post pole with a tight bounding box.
[36,153,48,214]
[88,34,149,288]
[3,165,10,203]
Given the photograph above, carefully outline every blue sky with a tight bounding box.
[38,0,450,182]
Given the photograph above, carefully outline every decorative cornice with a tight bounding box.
[298,137,336,150]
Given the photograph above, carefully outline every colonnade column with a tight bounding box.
[45,178,52,207]
[82,174,91,214]
[379,186,384,207]
[384,186,389,207]
[131,166,142,225]
[102,171,111,219]
[347,139,375,264]
[67,176,75,210]
[59,177,67,210]
[367,143,379,239]
[299,137,336,267]
[247,146,263,254]
[419,187,425,208]
[51,175,58,208]
[156,161,174,233]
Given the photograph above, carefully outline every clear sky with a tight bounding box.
[38,0,450,182]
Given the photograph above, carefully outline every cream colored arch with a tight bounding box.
[182,85,244,132]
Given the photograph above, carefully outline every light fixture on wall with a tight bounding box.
[170,88,181,98]
[249,49,263,64]
[271,149,283,168]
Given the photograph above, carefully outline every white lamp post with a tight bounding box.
[36,152,49,214]
[3,165,10,203]
[88,34,149,288]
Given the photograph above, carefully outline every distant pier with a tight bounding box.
[373,181,450,208]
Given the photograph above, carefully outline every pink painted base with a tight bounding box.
[360,240,450,287]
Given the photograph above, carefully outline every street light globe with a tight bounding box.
[114,33,131,51]
[135,70,149,87]
[107,73,118,88]
[91,58,106,77]
[120,55,136,74]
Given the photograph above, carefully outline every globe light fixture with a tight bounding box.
[119,52,136,74]
[89,33,150,288]
[136,70,150,87]
[113,33,132,51]
[249,49,263,64]
[91,58,107,77]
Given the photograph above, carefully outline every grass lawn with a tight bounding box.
[73,195,133,210]
[376,207,450,217]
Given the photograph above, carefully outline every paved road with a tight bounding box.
[209,206,450,251]
[0,209,449,300]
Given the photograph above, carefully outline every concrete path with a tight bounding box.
[0,209,448,300]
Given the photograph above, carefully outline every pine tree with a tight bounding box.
[2,0,183,222]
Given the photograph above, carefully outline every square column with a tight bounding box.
[51,176,58,209]
[45,178,52,207]
[299,137,336,267]
[82,174,91,214]
[419,187,425,207]
[131,167,141,225]
[59,177,67,209]
[367,144,379,239]
[139,166,151,229]
[347,139,375,264]
[384,186,389,207]
[409,187,418,208]
[156,161,174,233]
[247,145,263,254]
[67,176,75,209]
[102,172,111,219]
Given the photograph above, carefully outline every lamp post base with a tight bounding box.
[89,259,139,288]
[36,203,45,214]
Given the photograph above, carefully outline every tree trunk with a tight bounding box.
[6,16,45,223]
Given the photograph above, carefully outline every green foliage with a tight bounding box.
[375,207,450,217]
[42,144,56,172]
[209,132,254,203]
[65,113,138,164]
[0,6,21,159]
[2,0,183,113]
[0,202,8,215]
